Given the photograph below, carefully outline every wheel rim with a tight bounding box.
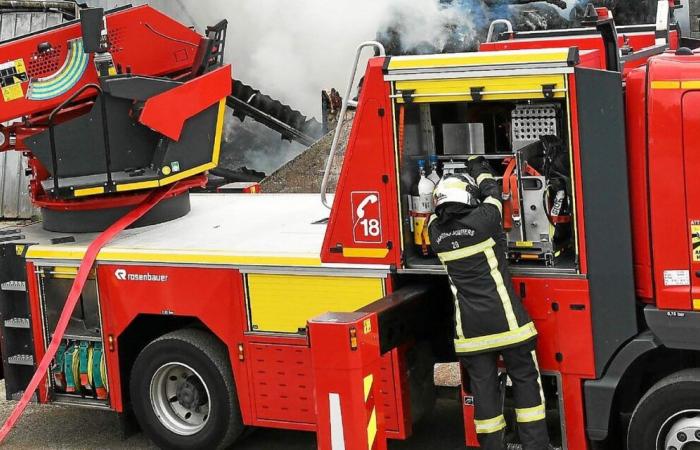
[149,362,211,436]
[658,409,700,450]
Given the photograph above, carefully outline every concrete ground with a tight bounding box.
[0,380,468,449]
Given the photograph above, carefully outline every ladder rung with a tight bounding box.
[0,281,26,292]
[4,318,30,329]
[7,354,34,366]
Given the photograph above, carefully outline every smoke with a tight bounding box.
[88,0,660,174]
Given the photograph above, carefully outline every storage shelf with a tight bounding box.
[4,318,30,329]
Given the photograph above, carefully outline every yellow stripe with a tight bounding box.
[159,162,217,185]
[474,415,506,434]
[388,49,571,70]
[483,196,503,215]
[651,80,680,90]
[395,74,566,104]
[26,246,322,267]
[454,322,537,353]
[438,238,496,263]
[115,179,159,192]
[693,299,700,311]
[342,247,389,259]
[448,275,466,340]
[682,81,700,89]
[363,374,373,402]
[367,408,377,449]
[73,186,105,197]
[485,247,518,330]
[476,173,494,185]
[515,404,546,423]
[211,99,226,165]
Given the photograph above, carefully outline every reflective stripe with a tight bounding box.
[483,196,503,215]
[468,156,479,161]
[454,322,537,353]
[477,173,494,185]
[516,404,546,423]
[329,393,346,450]
[428,214,438,228]
[531,350,545,404]
[485,247,518,330]
[474,415,506,434]
[448,275,466,340]
[437,238,496,262]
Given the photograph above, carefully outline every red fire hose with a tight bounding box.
[0,185,174,443]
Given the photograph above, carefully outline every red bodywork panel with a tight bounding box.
[0,5,200,123]
[96,265,249,415]
[139,65,232,141]
[481,29,679,75]
[321,58,402,267]
[643,53,700,310]
[625,68,655,301]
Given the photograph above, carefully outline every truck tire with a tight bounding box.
[627,368,700,450]
[129,329,243,449]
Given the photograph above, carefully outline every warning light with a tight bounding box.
[349,327,358,350]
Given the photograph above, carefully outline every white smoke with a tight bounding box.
[167,0,480,117]
[86,0,485,116]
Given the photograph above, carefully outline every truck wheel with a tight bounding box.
[130,329,243,449]
[627,369,700,450]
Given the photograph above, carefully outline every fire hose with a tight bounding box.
[0,184,174,443]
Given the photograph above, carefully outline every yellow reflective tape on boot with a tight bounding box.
[474,415,506,434]
[516,404,546,423]
[438,238,496,262]
[485,247,518,330]
[454,322,537,353]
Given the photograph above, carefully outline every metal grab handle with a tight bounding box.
[486,19,513,43]
[320,41,385,209]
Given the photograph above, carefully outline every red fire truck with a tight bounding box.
[1,1,699,449]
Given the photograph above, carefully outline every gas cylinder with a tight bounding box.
[427,155,441,185]
[411,159,435,256]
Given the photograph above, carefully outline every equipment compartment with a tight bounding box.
[396,99,578,275]
[36,266,109,405]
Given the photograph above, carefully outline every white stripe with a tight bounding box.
[329,393,346,450]
[531,351,545,404]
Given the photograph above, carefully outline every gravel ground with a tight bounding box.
[0,379,469,449]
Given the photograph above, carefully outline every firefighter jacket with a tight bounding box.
[428,157,537,355]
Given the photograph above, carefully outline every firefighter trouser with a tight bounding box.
[461,342,549,450]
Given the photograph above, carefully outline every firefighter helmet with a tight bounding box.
[433,174,480,209]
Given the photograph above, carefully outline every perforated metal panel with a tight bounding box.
[511,104,558,151]
[0,10,64,219]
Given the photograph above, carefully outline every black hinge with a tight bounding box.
[542,84,556,99]
[400,90,415,104]
[470,87,485,102]
[378,108,385,117]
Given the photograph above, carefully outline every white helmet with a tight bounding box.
[433,174,480,209]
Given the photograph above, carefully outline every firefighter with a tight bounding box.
[428,157,550,450]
